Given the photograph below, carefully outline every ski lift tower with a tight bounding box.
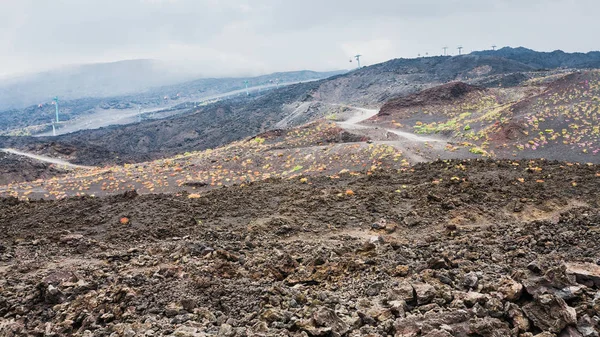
[51,97,60,136]
[53,96,60,123]
[354,55,362,69]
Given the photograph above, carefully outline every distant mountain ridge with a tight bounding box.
[471,47,600,69]
[0,59,346,111]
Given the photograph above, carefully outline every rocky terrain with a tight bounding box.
[472,47,600,70]
[2,49,600,168]
[2,48,600,337]
[0,151,67,185]
[1,159,600,336]
[0,120,409,200]
[368,70,600,163]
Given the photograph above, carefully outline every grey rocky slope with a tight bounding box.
[1,159,600,336]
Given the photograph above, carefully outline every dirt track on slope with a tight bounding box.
[336,106,454,163]
[2,159,600,336]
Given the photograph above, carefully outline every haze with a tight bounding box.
[0,0,597,78]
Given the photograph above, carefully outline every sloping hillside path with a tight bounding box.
[335,105,449,163]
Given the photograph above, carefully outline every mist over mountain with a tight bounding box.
[0,59,203,110]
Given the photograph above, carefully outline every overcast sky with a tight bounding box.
[0,0,597,77]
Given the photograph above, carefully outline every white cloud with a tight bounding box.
[0,0,597,77]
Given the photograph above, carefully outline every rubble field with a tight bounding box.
[1,159,600,336]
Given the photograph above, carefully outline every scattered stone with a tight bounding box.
[59,234,84,245]
[424,329,453,337]
[371,219,387,230]
[312,307,349,336]
[180,299,196,312]
[462,272,479,289]
[468,317,512,337]
[460,291,488,307]
[445,224,458,231]
[533,333,557,337]
[428,257,449,270]
[560,326,584,337]
[566,262,600,288]
[366,283,383,297]
[576,315,598,337]
[522,294,577,333]
[389,300,406,318]
[392,265,410,277]
[413,283,436,305]
[41,284,65,304]
[507,303,531,332]
[218,324,234,337]
[528,261,543,274]
[165,302,185,318]
[251,321,269,334]
[497,276,523,301]
[403,216,421,227]
[261,309,285,323]
[390,282,415,303]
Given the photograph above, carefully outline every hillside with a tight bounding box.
[3,50,600,337]
[0,80,328,166]
[369,70,600,163]
[308,54,536,107]
[473,47,600,69]
[0,69,344,135]
[0,119,405,200]
[1,50,582,167]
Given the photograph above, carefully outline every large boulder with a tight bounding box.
[522,294,577,334]
[312,307,349,336]
[497,276,523,302]
[295,307,348,337]
[506,303,531,333]
[413,283,436,305]
[566,262,600,288]
[468,317,512,337]
[393,309,472,337]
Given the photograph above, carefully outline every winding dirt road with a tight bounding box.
[335,105,449,163]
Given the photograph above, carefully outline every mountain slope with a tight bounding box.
[0,69,344,134]
[0,81,324,165]
[370,70,600,163]
[4,49,600,167]
[472,47,600,69]
[309,55,536,106]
